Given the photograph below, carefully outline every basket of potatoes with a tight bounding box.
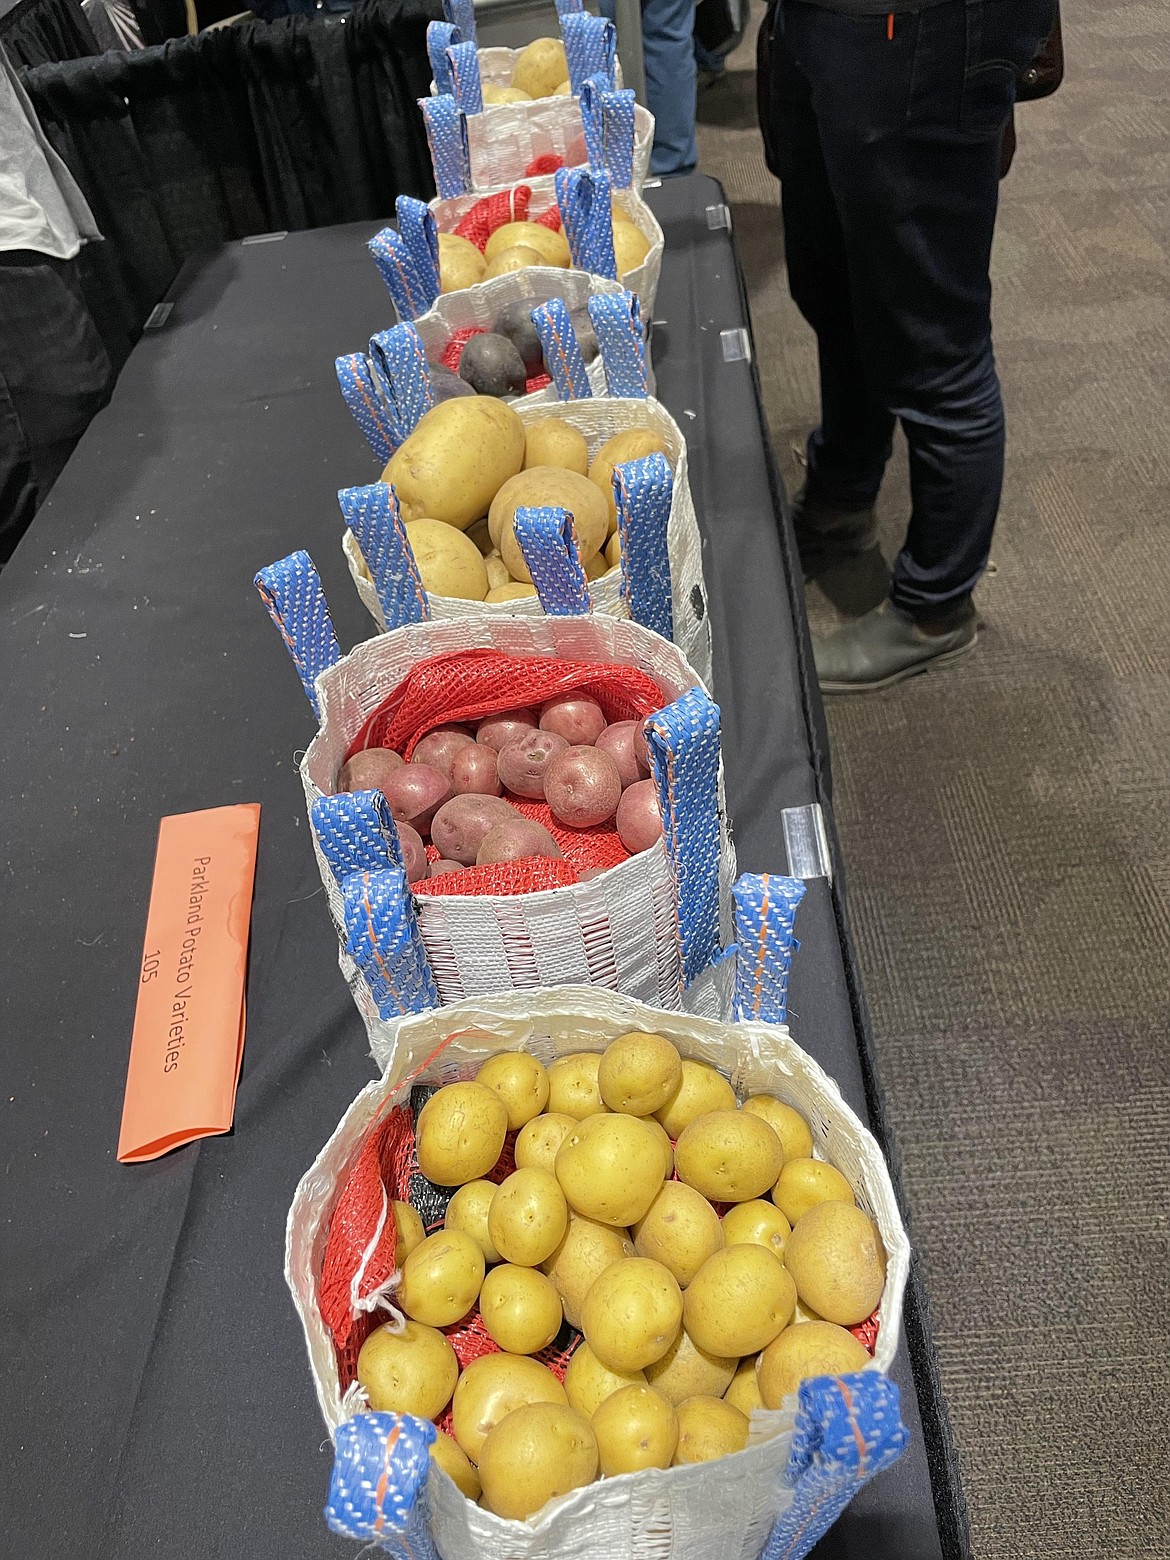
[285,980,910,1556]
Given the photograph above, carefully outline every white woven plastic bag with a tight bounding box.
[285,971,912,1560]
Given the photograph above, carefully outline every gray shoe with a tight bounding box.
[814,600,978,694]
[792,485,880,582]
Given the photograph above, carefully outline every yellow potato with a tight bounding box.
[356,1319,458,1419]
[654,1059,736,1139]
[588,429,672,536]
[484,244,547,280]
[675,1110,785,1204]
[478,1402,597,1520]
[384,397,525,531]
[551,77,571,95]
[555,1113,665,1226]
[563,1341,645,1417]
[405,518,489,601]
[485,582,538,602]
[444,1179,503,1265]
[542,1213,635,1328]
[584,551,606,580]
[392,1200,425,1264]
[546,1052,607,1119]
[643,1324,736,1404]
[430,1428,481,1501]
[484,222,570,269]
[438,230,487,294]
[684,1244,796,1357]
[783,1202,886,1326]
[416,1081,509,1184]
[490,467,610,581]
[511,37,570,100]
[672,1396,748,1465]
[724,1358,765,1416]
[598,1031,683,1116]
[452,1352,567,1462]
[633,1182,724,1288]
[721,1200,791,1263]
[592,1384,678,1474]
[613,218,651,280]
[484,554,511,591]
[488,1167,569,1266]
[515,1111,577,1174]
[524,417,589,475]
[580,1257,683,1372]
[476,1051,550,1130]
[757,1321,870,1410]
[742,1095,813,1163]
[482,82,532,105]
[398,1229,485,1327]
[480,1263,564,1353]
[644,1116,674,1178]
[794,1297,825,1325]
[772,1158,855,1226]
[606,531,621,569]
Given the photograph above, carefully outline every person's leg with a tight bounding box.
[642,0,698,175]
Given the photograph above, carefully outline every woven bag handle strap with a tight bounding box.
[731,871,807,1026]
[335,353,396,464]
[554,0,582,19]
[591,290,648,398]
[338,483,430,630]
[311,788,405,881]
[763,1373,909,1560]
[419,94,471,199]
[426,19,459,94]
[445,39,483,115]
[395,196,441,308]
[326,1414,442,1554]
[369,324,435,443]
[556,166,617,281]
[562,11,616,93]
[645,686,722,988]
[613,451,672,641]
[580,77,636,189]
[343,870,440,1018]
[530,296,592,401]
[514,506,592,615]
[253,552,341,718]
[368,226,432,322]
[441,0,474,45]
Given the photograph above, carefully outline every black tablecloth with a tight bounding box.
[0,175,964,1558]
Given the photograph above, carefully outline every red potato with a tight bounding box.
[538,694,607,746]
[431,794,519,865]
[545,746,623,828]
[450,743,504,797]
[497,731,569,799]
[429,858,466,878]
[476,819,563,865]
[396,822,429,884]
[477,709,539,752]
[412,725,477,780]
[616,778,663,854]
[594,720,651,788]
[380,763,452,834]
[336,747,404,794]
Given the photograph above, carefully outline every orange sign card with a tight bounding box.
[118,804,261,1163]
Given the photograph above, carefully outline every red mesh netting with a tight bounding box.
[850,1311,880,1355]
[535,204,563,233]
[525,153,564,177]
[437,327,552,396]
[451,186,532,251]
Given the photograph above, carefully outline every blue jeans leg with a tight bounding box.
[643,0,698,176]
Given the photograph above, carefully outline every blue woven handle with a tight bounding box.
[253,551,342,719]
[580,78,636,188]
[590,290,648,398]
[442,0,474,44]
[326,1413,440,1554]
[343,869,440,1017]
[645,687,723,988]
[395,196,441,307]
[311,788,405,880]
[731,871,807,1026]
[419,94,471,200]
[369,324,435,443]
[426,20,459,94]
[368,226,432,323]
[761,1373,909,1560]
[335,353,396,465]
[554,0,582,17]
[514,506,592,615]
[446,39,483,115]
[614,451,673,641]
[338,483,430,630]
[556,166,617,280]
[530,297,593,402]
[562,11,616,92]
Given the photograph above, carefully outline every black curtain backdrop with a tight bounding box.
[0,0,99,66]
[22,0,438,370]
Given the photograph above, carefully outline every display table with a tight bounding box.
[0,174,964,1559]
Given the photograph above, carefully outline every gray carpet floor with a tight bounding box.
[697,5,1170,1556]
